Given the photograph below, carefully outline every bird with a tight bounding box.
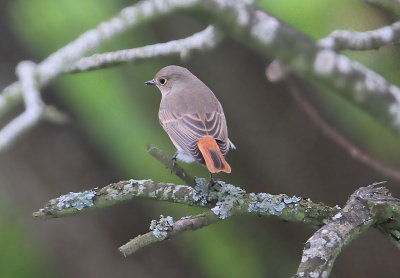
[145,65,235,183]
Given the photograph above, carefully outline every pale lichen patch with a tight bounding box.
[314,49,336,75]
[57,189,96,211]
[332,212,343,220]
[193,177,209,205]
[149,215,174,239]
[106,188,123,200]
[309,271,321,278]
[251,10,279,44]
[248,193,301,216]
[162,186,173,200]
[211,181,246,219]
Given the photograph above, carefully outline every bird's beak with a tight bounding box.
[145,80,156,85]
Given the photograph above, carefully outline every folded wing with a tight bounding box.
[159,104,229,165]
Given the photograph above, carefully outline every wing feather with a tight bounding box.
[159,103,229,164]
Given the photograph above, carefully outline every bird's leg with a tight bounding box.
[207,172,216,192]
[171,152,178,174]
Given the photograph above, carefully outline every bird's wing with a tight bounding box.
[159,106,229,163]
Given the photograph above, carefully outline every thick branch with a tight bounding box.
[318,21,400,51]
[34,176,337,226]
[66,26,221,73]
[293,183,400,278]
[33,179,203,219]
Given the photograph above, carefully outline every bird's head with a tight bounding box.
[145,65,192,95]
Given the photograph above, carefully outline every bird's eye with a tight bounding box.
[159,78,166,85]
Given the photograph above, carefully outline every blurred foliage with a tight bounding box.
[0,197,52,278]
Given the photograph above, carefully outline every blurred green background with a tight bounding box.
[0,0,399,277]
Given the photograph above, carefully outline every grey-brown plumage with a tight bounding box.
[145,65,235,173]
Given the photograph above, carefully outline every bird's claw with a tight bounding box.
[171,153,178,174]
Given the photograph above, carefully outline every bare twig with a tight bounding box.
[293,183,400,278]
[0,62,44,150]
[285,77,400,182]
[66,26,221,73]
[146,144,196,187]
[319,21,400,51]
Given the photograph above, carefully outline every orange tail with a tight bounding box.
[197,136,231,173]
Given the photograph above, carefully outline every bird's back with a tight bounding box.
[158,73,230,165]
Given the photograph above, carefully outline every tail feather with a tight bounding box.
[197,136,231,173]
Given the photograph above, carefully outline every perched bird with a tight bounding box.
[145,65,235,180]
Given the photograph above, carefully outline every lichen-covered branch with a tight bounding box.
[293,183,400,278]
[33,146,400,264]
[33,176,338,226]
[34,147,399,262]
[34,175,400,262]
[33,179,203,219]
[318,21,400,51]
[66,26,221,73]
[119,211,219,256]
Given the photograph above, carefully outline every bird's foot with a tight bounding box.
[207,173,218,195]
[171,152,178,174]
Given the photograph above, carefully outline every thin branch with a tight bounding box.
[0,62,44,150]
[119,211,219,256]
[66,26,221,73]
[363,0,400,15]
[0,62,68,151]
[318,21,400,51]
[146,144,196,186]
[285,77,400,182]
[293,183,400,278]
